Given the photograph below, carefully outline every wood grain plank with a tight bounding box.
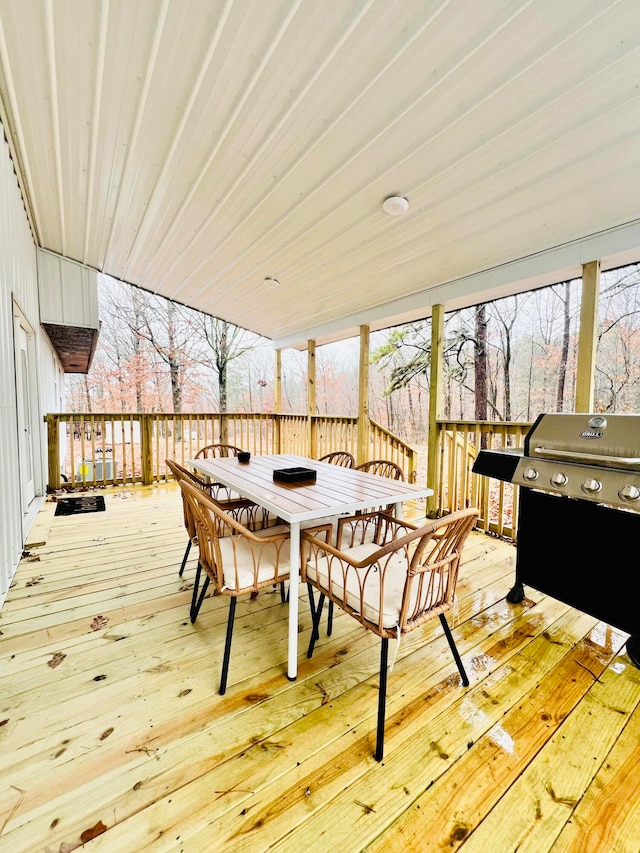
[1,483,635,853]
[248,608,599,853]
[549,698,640,852]
[60,596,575,852]
[365,623,629,852]
[455,648,640,853]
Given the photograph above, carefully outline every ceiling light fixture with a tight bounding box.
[382,195,410,216]
[264,276,280,288]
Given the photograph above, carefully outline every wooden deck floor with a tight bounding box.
[1,484,639,852]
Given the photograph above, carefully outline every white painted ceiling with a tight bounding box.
[1,0,639,348]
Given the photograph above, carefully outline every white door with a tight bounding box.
[17,324,36,509]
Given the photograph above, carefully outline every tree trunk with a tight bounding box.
[132,294,145,412]
[556,281,571,412]
[444,372,451,419]
[216,320,229,413]
[83,375,92,411]
[503,325,512,422]
[474,304,488,421]
[407,387,415,436]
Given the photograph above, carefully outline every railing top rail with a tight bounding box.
[311,413,358,421]
[53,411,312,419]
[437,419,533,429]
[370,418,414,445]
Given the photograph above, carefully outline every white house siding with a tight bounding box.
[0,123,62,607]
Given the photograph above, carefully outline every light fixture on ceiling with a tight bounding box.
[264,276,280,288]
[382,195,409,216]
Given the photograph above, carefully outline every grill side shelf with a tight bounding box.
[472,448,522,482]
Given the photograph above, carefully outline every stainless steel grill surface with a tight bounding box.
[513,413,640,506]
[474,412,640,508]
[472,412,640,667]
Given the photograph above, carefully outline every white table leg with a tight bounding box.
[287,521,300,680]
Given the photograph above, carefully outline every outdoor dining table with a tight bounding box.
[187,453,433,680]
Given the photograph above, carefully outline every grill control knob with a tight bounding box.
[581,478,602,495]
[523,467,538,481]
[551,472,568,487]
[619,484,640,502]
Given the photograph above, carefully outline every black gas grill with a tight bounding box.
[473,412,640,667]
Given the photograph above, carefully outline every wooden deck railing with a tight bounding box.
[434,419,532,538]
[370,420,419,482]
[45,411,416,490]
[46,411,524,536]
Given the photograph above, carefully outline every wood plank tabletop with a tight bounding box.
[188,453,432,522]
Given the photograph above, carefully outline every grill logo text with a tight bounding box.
[579,430,603,439]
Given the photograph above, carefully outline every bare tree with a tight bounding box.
[474,304,488,421]
[111,291,197,414]
[488,297,524,422]
[555,281,572,411]
[190,315,263,413]
[280,349,307,413]
[595,265,640,410]
[94,281,149,411]
[93,278,195,413]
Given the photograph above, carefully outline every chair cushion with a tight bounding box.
[305,543,437,629]
[219,525,291,590]
[217,522,334,592]
[300,516,341,544]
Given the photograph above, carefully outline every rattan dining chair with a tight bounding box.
[302,507,479,761]
[166,458,269,578]
[355,459,404,479]
[312,449,355,632]
[339,459,406,548]
[194,443,244,459]
[318,451,355,467]
[167,458,212,578]
[179,478,331,694]
[194,443,246,501]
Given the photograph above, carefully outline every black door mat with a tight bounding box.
[55,495,106,516]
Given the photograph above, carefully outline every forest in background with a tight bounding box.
[65,263,640,449]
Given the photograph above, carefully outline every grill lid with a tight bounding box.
[514,412,640,507]
[524,412,640,470]
[472,413,640,509]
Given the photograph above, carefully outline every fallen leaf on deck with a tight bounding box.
[90,615,109,630]
[80,820,107,843]
[26,575,44,585]
[314,682,330,705]
[23,554,41,563]
[47,652,66,669]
